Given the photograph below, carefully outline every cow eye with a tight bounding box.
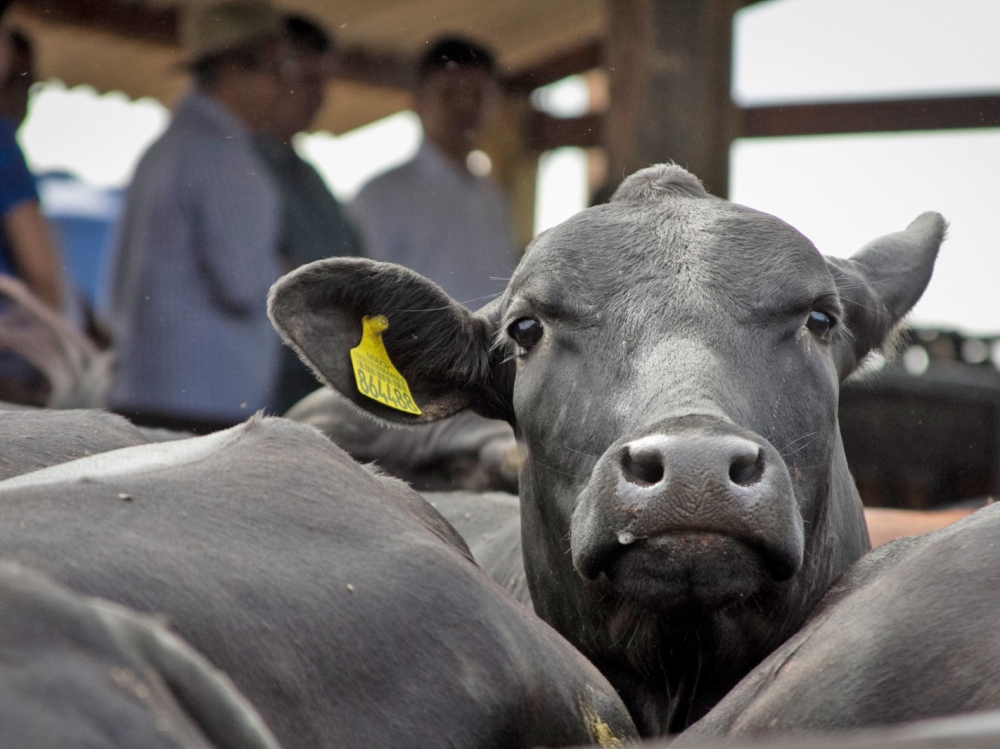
[508,317,543,352]
[805,310,835,337]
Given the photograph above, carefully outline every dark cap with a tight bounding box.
[418,36,495,83]
[283,13,334,55]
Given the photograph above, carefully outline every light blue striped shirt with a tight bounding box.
[106,90,282,423]
[348,140,516,310]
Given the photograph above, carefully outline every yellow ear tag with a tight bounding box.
[349,315,422,415]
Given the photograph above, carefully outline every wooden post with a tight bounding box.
[604,0,741,197]
[478,92,538,253]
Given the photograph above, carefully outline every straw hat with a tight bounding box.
[180,0,282,65]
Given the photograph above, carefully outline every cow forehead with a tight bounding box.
[508,197,831,319]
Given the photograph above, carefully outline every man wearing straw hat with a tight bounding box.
[107,1,291,434]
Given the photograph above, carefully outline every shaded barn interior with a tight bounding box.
[841,329,1000,510]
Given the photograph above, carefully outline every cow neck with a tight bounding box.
[518,433,869,737]
[797,432,871,610]
[581,592,792,735]
[519,460,771,735]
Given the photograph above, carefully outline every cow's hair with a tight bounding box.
[610,164,708,204]
[848,321,910,383]
[359,459,411,492]
[878,321,910,362]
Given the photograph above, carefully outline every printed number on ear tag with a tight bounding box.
[349,315,422,415]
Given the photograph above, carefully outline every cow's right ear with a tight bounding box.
[268,258,511,425]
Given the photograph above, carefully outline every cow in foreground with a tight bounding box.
[0,408,149,480]
[677,502,1000,738]
[0,417,636,748]
[661,710,1000,748]
[286,387,519,492]
[268,164,945,734]
[0,562,278,749]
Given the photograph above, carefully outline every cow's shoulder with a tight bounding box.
[0,416,637,746]
[0,562,278,749]
[427,491,528,605]
[0,408,149,481]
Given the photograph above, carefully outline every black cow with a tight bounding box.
[286,387,519,492]
[0,562,279,749]
[268,164,945,734]
[426,491,528,605]
[0,416,636,748]
[0,408,148,480]
[675,502,1000,739]
[653,711,1000,748]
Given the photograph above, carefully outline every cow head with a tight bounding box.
[269,165,944,735]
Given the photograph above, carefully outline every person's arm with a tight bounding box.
[2,199,64,311]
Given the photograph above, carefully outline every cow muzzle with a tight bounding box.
[570,417,804,611]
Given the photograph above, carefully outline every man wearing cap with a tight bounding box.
[349,36,517,311]
[106,0,288,433]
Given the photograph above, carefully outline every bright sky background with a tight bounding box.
[729,0,1000,335]
[16,0,1000,333]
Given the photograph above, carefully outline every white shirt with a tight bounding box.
[349,139,517,310]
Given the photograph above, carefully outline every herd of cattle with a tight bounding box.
[1,164,999,747]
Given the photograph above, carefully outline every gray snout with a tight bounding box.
[571,424,804,587]
[620,433,766,497]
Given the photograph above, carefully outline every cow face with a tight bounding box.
[269,165,944,734]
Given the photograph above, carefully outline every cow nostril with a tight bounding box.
[621,448,665,487]
[729,448,765,487]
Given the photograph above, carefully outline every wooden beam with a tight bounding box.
[741,95,1000,138]
[13,0,417,90]
[505,40,602,93]
[12,0,178,45]
[603,0,742,197]
[532,112,602,151]
[479,93,539,252]
[532,92,1000,153]
[334,46,414,91]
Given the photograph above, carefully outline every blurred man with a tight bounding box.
[349,36,516,309]
[253,14,363,413]
[323,37,521,491]
[0,28,64,312]
[106,1,287,433]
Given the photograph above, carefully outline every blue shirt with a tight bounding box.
[0,117,39,277]
[106,90,282,423]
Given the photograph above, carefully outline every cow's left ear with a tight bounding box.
[268,258,511,424]
[826,212,945,378]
